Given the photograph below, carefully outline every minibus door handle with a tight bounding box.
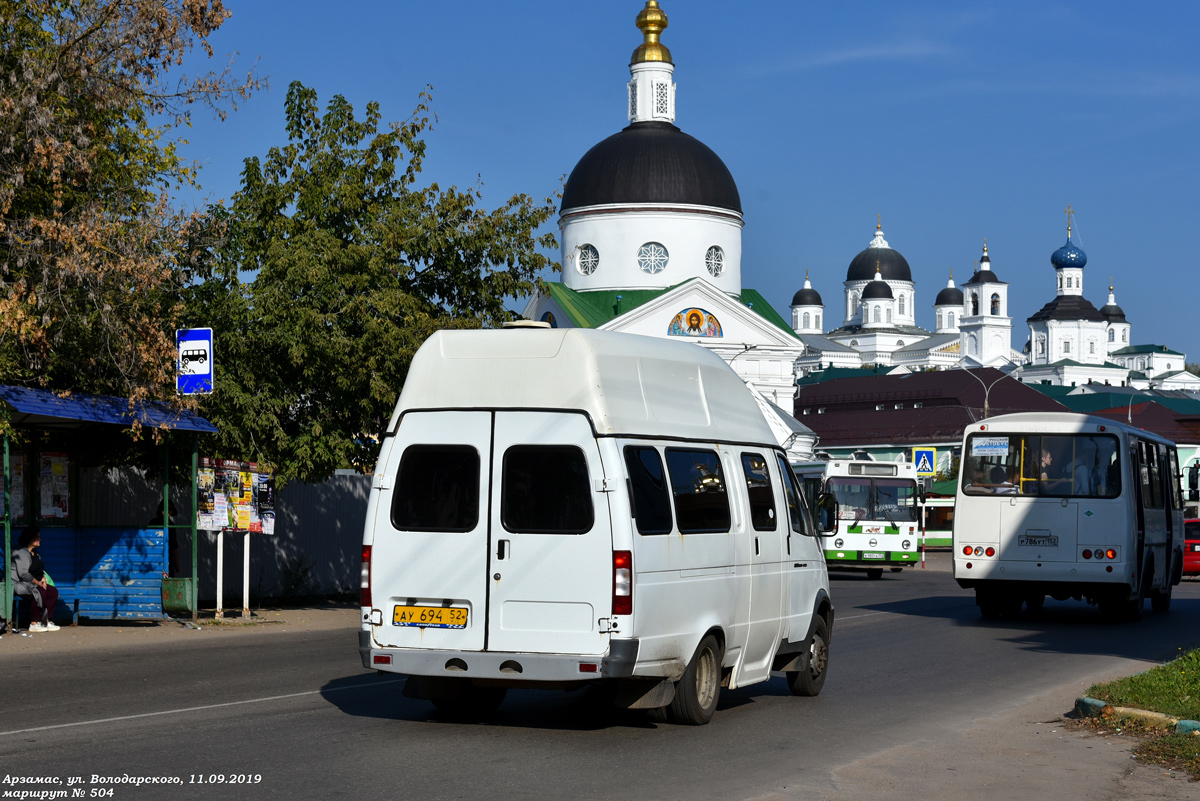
[497,540,509,560]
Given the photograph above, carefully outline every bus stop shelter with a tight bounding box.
[0,386,217,631]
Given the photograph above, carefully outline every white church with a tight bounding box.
[523,2,1199,405]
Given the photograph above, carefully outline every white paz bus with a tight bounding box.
[359,327,840,724]
[953,412,1184,619]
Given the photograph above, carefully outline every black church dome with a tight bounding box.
[847,246,912,283]
[561,122,741,213]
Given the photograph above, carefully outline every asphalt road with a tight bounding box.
[5,566,1199,801]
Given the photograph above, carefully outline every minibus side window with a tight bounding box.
[665,448,731,534]
[624,446,673,535]
[740,452,777,532]
[391,445,480,532]
[502,445,594,534]
[775,454,808,535]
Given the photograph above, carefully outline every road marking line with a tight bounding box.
[838,611,889,621]
[0,677,406,737]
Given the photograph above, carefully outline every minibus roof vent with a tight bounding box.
[502,320,552,329]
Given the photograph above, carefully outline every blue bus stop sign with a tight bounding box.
[177,328,214,394]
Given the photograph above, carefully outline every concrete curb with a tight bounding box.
[1075,696,1200,736]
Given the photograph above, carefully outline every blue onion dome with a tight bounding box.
[1051,237,1087,269]
[935,273,963,306]
[862,277,893,300]
[791,272,823,306]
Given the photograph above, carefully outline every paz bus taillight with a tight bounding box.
[361,545,372,608]
[613,550,632,616]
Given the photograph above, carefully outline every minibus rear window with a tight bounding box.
[962,433,1121,498]
[391,445,480,532]
[665,449,731,534]
[502,446,594,534]
[624,446,673,535]
[741,452,777,532]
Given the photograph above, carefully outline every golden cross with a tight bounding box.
[1064,203,1074,234]
[983,236,988,253]
[876,213,882,230]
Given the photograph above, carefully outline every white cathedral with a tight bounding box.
[523,2,1200,405]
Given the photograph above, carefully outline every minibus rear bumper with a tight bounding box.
[359,630,638,681]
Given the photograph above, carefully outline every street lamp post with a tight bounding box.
[957,366,1012,419]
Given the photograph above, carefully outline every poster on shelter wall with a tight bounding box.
[0,454,26,520]
[39,452,69,519]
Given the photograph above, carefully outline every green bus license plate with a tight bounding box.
[862,552,885,560]
[393,605,468,629]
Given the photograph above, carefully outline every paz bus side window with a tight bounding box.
[740,452,778,532]
[665,448,731,534]
[502,445,594,534]
[624,446,673,535]
[391,445,480,532]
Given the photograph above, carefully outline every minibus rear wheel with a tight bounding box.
[1150,582,1172,613]
[668,635,723,725]
[787,616,830,697]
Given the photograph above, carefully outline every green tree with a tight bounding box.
[0,0,260,410]
[189,82,558,481]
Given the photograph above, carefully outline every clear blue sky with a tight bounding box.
[178,1,1200,361]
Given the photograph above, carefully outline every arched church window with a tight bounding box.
[1108,329,1114,342]
[971,293,979,316]
[705,246,724,277]
[937,312,943,329]
[1066,276,1072,288]
[1089,341,1095,355]
[577,244,600,275]
[1122,330,1127,342]
[886,308,892,323]
[873,306,881,323]
[990,293,1000,315]
[1058,275,1063,290]
[637,242,669,274]
[1064,340,1071,354]
[815,313,821,329]
[850,340,859,347]
[948,312,955,327]
[803,312,810,328]
[898,295,905,315]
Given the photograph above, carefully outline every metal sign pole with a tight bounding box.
[243,530,251,619]
[216,531,224,620]
[4,434,11,634]
[191,437,198,621]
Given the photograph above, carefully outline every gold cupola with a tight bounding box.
[631,1,672,64]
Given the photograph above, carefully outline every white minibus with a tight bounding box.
[359,327,839,724]
[953,412,1185,619]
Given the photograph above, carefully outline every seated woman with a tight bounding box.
[10,526,60,632]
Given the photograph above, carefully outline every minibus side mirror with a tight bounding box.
[814,492,839,536]
[1189,463,1199,503]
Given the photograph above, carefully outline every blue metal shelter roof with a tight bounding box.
[0,385,218,432]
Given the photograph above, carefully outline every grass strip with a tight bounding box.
[1083,648,1200,780]
[1087,648,1200,721]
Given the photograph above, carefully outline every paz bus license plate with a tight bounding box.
[862,552,886,560]
[1018,534,1058,547]
[393,605,468,629]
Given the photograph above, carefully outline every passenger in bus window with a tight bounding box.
[991,465,1017,494]
[1070,443,1096,495]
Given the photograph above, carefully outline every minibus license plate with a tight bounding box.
[862,552,885,559]
[1018,534,1058,547]
[393,605,468,629]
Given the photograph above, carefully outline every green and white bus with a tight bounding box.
[794,459,923,578]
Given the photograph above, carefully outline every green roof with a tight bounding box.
[543,281,797,338]
[1111,344,1184,356]
[1055,392,1200,415]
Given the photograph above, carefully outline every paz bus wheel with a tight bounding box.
[866,568,884,580]
[668,635,722,725]
[1151,582,1172,613]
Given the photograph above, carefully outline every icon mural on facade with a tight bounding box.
[668,308,722,338]
[540,311,558,328]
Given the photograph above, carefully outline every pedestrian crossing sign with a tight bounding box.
[912,448,937,477]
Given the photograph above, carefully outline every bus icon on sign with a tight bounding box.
[180,349,208,369]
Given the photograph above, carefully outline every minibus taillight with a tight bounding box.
[962,546,973,556]
[613,550,632,616]
[361,545,372,608]
[1082,549,1092,560]
[1106,549,1117,560]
